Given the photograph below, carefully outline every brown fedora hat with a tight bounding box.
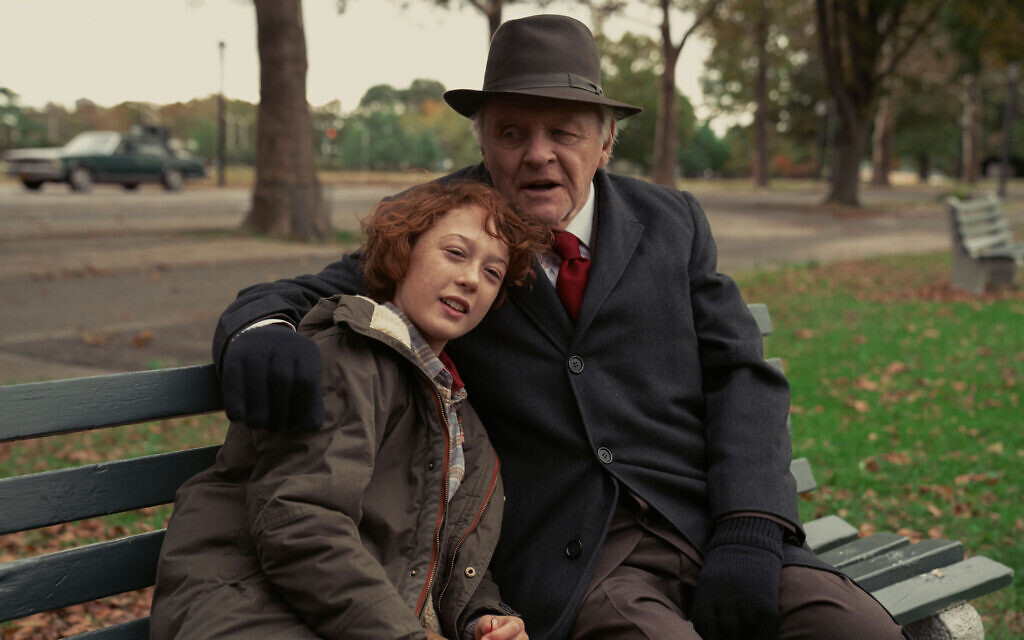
[443,14,641,120]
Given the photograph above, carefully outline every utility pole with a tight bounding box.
[217,40,226,188]
[998,63,1019,199]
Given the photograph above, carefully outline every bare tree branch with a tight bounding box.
[672,0,721,57]
[877,1,943,83]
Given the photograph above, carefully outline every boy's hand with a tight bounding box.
[475,615,528,640]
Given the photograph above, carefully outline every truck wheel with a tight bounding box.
[68,166,93,192]
[22,180,43,191]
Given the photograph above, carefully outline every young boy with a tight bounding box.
[151,180,549,640]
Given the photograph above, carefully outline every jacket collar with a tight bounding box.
[302,295,456,391]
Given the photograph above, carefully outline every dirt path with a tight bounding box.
[1,179,1019,383]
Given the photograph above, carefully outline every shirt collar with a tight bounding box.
[381,301,466,403]
[563,181,596,249]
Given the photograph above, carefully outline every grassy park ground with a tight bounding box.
[0,201,1021,635]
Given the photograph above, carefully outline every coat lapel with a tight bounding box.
[576,171,644,335]
[506,257,573,348]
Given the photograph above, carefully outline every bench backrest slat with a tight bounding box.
[0,446,219,535]
[747,302,772,336]
[74,618,149,640]
[0,531,164,621]
[956,208,1004,226]
[948,194,1001,213]
[0,365,221,443]
[958,217,1010,236]
[964,231,1014,256]
[947,195,1017,258]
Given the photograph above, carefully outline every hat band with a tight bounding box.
[484,72,603,96]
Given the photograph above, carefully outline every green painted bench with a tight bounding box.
[0,305,1013,638]
[946,194,1024,294]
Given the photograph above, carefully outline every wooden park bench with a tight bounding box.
[946,194,1024,294]
[0,304,1014,639]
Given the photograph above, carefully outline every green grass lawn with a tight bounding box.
[736,251,1023,638]
[1,250,1021,636]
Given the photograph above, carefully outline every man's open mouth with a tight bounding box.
[523,181,559,191]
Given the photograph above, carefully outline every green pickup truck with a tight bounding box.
[3,125,206,192]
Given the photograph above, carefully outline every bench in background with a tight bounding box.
[946,194,1024,294]
[0,304,1014,639]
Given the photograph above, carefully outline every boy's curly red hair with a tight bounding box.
[361,179,551,305]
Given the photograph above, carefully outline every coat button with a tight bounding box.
[568,355,584,374]
[565,538,583,559]
[465,566,477,578]
[597,447,614,464]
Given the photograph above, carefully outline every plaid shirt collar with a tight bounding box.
[382,302,466,406]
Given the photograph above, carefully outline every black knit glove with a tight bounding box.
[691,517,784,640]
[221,325,324,431]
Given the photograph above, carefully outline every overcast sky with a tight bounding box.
[1,0,713,119]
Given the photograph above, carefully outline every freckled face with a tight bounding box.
[478,95,614,230]
[392,204,510,354]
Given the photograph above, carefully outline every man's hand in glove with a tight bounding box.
[220,324,324,431]
[691,516,784,640]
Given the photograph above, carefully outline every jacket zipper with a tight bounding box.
[435,449,501,615]
[414,386,451,617]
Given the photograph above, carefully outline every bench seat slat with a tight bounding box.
[0,531,164,622]
[872,556,1015,625]
[842,539,964,592]
[0,365,222,442]
[0,446,219,535]
[817,532,909,569]
[72,618,149,640]
[804,515,859,553]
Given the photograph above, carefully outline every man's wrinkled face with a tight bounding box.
[478,95,613,230]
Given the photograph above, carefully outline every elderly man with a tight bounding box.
[213,15,905,640]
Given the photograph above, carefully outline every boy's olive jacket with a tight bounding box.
[153,295,507,640]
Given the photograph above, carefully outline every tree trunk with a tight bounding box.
[826,108,865,206]
[960,74,982,184]
[917,153,930,182]
[246,0,329,240]
[484,0,502,40]
[652,0,679,186]
[870,93,893,186]
[752,0,769,187]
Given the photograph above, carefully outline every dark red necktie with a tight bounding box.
[553,230,591,323]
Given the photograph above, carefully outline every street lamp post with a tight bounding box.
[217,40,226,188]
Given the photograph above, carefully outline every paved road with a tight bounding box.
[1,179,1019,383]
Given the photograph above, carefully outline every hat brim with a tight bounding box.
[443,87,642,121]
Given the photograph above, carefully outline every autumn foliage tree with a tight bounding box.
[246,0,330,240]
[649,0,721,186]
